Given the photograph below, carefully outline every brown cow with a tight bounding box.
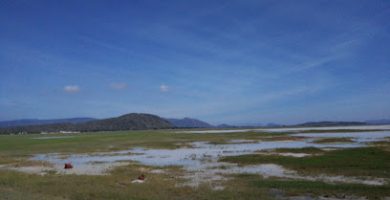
[138,174,145,180]
[64,163,73,169]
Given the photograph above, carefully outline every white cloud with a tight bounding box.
[110,82,128,90]
[64,85,80,93]
[160,84,169,92]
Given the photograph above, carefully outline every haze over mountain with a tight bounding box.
[0,118,96,128]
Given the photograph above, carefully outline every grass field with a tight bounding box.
[0,129,389,200]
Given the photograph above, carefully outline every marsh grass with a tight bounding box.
[247,176,390,199]
[0,130,288,156]
[221,147,390,178]
[0,164,273,200]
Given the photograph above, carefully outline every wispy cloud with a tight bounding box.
[110,82,128,90]
[160,84,169,92]
[150,84,325,122]
[64,85,80,93]
[290,54,345,72]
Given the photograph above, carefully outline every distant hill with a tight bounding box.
[0,113,173,134]
[296,121,367,127]
[167,117,213,128]
[0,118,96,128]
[365,119,390,125]
[264,123,283,127]
[216,124,239,128]
[78,113,173,131]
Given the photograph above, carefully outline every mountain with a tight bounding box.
[0,113,173,134]
[0,118,96,128]
[78,113,173,131]
[296,121,367,127]
[264,123,283,127]
[216,124,238,128]
[167,117,213,128]
[365,119,390,125]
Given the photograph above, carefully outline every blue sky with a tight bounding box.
[1,0,390,125]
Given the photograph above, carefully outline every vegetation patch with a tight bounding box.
[220,173,390,200]
[247,176,390,199]
[260,135,306,141]
[312,137,354,144]
[0,166,272,200]
[0,131,288,155]
[221,147,390,178]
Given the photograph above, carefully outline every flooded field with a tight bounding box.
[3,128,389,187]
[1,126,390,199]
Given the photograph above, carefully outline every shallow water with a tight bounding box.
[262,125,390,132]
[31,130,390,171]
[32,140,361,170]
[293,131,390,142]
[133,141,359,167]
[179,125,390,134]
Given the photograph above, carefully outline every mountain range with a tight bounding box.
[0,118,96,128]
[0,116,213,129]
[0,114,389,134]
[365,119,390,125]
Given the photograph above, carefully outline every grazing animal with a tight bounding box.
[64,163,73,169]
[138,174,145,180]
[131,174,146,183]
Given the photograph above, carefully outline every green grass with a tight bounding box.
[0,130,287,155]
[221,147,390,178]
[0,164,273,200]
[223,173,390,200]
[248,176,390,199]
[1,168,388,200]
